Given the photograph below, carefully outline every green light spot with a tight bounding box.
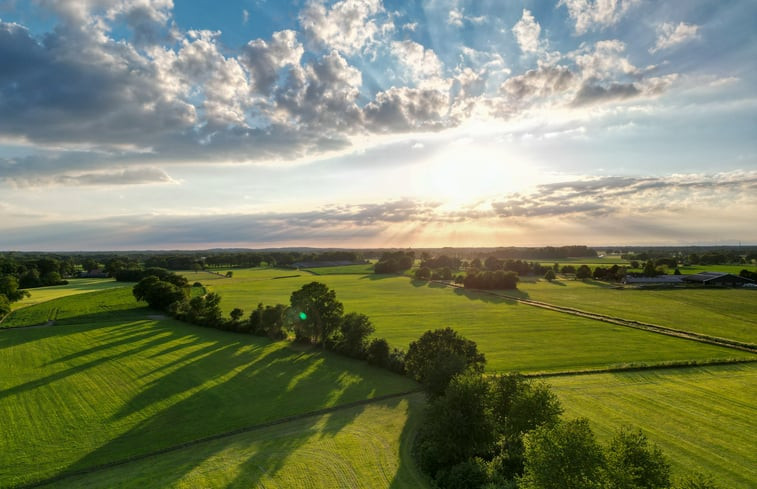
[299,312,307,320]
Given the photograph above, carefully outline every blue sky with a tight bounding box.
[0,0,755,250]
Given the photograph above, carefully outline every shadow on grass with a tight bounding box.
[51,331,412,489]
[359,273,404,281]
[451,286,529,304]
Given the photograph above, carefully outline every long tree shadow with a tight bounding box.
[0,322,188,401]
[451,286,529,304]
[52,332,413,488]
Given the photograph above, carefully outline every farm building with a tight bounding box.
[623,275,684,286]
[681,272,755,287]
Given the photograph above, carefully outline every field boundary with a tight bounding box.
[436,281,757,353]
[11,389,423,489]
[520,357,757,378]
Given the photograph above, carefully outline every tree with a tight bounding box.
[290,282,344,345]
[520,418,605,489]
[366,338,390,367]
[229,307,244,322]
[576,265,592,279]
[0,275,29,302]
[543,269,556,281]
[405,327,486,397]
[333,312,374,358]
[604,427,671,489]
[488,374,563,478]
[414,373,494,477]
[415,267,431,280]
[0,294,10,318]
[133,276,185,310]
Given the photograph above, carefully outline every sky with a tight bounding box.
[0,0,755,251]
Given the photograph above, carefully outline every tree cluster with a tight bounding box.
[463,270,519,290]
[131,278,406,375]
[374,251,415,273]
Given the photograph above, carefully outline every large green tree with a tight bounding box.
[406,327,486,397]
[520,418,605,489]
[290,281,344,345]
[604,427,671,489]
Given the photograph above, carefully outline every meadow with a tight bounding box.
[549,363,757,489]
[0,294,416,487]
[2,270,755,488]
[1,287,145,329]
[509,278,757,345]
[200,269,753,373]
[9,278,127,311]
[44,394,429,489]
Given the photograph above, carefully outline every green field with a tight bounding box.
[549,364,757,489]
[200,269,752,373]
[1,287,145,329]
[304,263,377,275]
[46,394,430,489]
[10,278,127,311]
[0,298,417,487]
[509,279,757,345]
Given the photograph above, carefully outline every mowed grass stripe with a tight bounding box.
[203,269,753,373]
[43,394,430,489]
[548,364,757,489]
[0,315,416,487]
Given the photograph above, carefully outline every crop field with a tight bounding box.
[508,279,757,345]
[10,278,127,310]
[200,269,752,373]
[0,301,416,487]
[45,394,430,489]
[548,363,757,489]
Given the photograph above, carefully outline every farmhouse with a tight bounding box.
[681,272,755,287]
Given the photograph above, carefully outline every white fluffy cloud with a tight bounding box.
[650,22,700,54]
[512,9,542,54]
[559,0,638,35]
[299,0,384,54]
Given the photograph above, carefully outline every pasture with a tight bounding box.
[0,299,416,487]
[549,363,757,489]
[509,279,757,345]
[10,278,127,311]
[200,269,753,373]
[1,287,144,329]
[45,394,430,489]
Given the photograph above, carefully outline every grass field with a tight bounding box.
[509,279,757,345]
[46,394,430,489]
[10,278,127,311]
[549,364,757,489]
[1,287,145,329]
[304,263,377,275]
[199,269,753,373]
[0,300,417,487]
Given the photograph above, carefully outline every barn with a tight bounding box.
[681,272,755,287]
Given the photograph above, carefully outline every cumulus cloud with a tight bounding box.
[512,9,542,54]
[390,40,444,84]
[299,0,384,54]
[559,0,638,35]
[650,22,700,54]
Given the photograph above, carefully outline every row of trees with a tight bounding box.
[408,328,721,489]
[374,251,415,273]
[131,276,407,374]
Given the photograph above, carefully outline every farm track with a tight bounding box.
[11,389,422,489]
[436,282,757,354]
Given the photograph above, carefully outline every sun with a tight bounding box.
[412,139,539,208]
